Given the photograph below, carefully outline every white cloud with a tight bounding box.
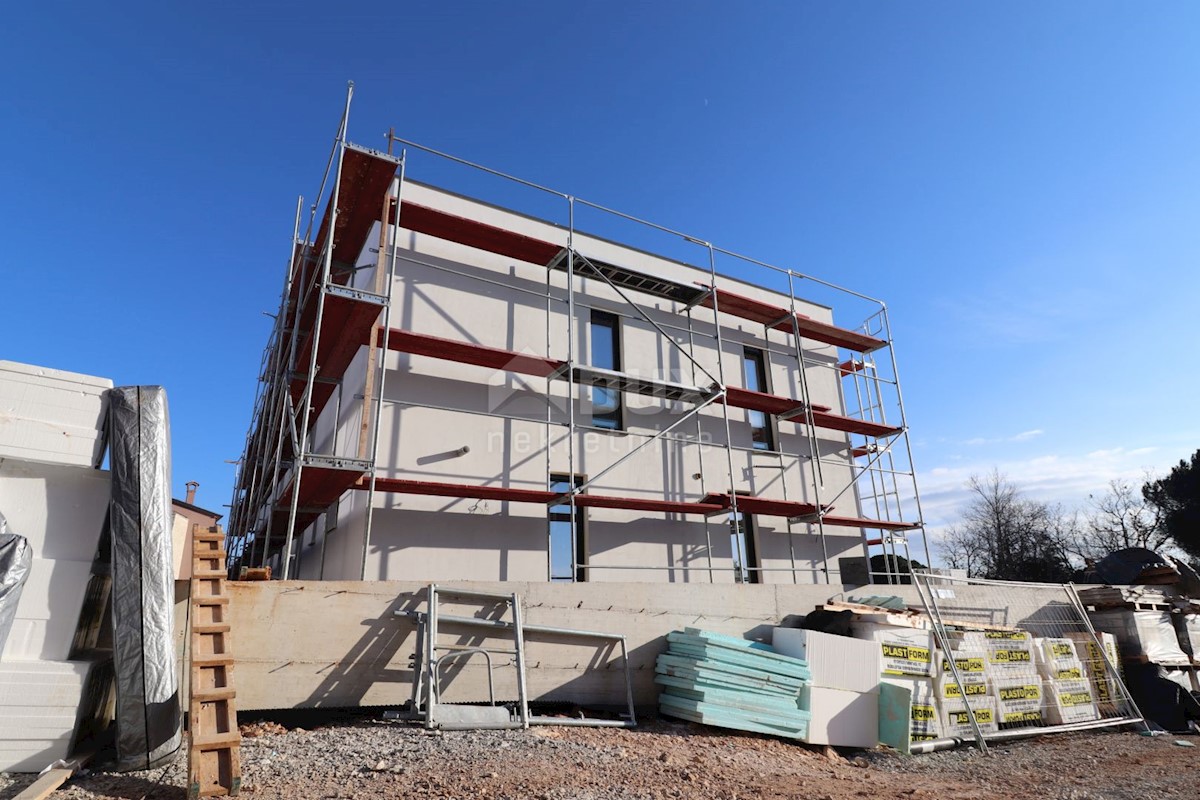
[917,446,1176,534]
[961,428,1045,446]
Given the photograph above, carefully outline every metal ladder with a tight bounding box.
[399,584,637,730]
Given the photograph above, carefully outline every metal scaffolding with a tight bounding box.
[227,86,931,585]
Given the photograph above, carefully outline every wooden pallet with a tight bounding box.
[818,600,1019,632]
[188,525,241,798]
[1086,601,1176,613]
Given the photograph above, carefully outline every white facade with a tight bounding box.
[279,182,872,584]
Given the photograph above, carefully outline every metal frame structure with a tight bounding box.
[400,585,636,729]
[227,85,931,584]
[910,572,1147,752]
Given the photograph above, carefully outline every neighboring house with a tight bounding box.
[171,483,221,582]
[229,141,927,586]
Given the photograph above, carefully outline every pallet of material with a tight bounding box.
[656,629,811,739]
[816,600,930,629]
[1078,586,1176,610]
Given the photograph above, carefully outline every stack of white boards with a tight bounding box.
[1033,636,1100,725]
[0,361,111,469]
[851,620,939,746]
[772,628,881,748]
[656,629,812,740]
[0,361,112,773]
[0,661,98,772]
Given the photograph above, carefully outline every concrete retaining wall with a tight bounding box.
[229,579,1078,712]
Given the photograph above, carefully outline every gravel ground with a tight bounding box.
[1,716,1195,800]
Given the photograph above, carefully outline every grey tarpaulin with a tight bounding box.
[108,386,181,771]
[0,513,33,659]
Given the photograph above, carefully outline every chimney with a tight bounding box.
[185,481,199,504]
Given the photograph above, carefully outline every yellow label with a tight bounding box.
[999,685,1041,701]
[1060,691,1093,707]
[1055,667,1083,680]
[1002,710,1042,723]
[985,631,1029,641]
[989,649,1031,664]
[1051,643,1074,658]
[1095,680,1113,702]
[912,704,937,721]
[882,643,932,663]
[948,708,995,725]
[943,682,989,698]
[941,656,986,673]
[911,733,939,741]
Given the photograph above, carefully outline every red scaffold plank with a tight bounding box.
[312,148,400,287]
[700,493,821,519]
[819,514,920,532]
[354,477,729,516]
[719,386,831,416]
[290,293,385,410]
[390,197,886,354]
[277,466,367,510]
[377,328,568,378]
[269,465,369,541]
[572,494,726,515]
[359,477,558,504]
[697,286,886,353]
[283,147,397,426]
[396,203,563,266]
[808,410,902,438]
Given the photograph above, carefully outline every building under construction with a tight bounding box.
[227,89,930,586]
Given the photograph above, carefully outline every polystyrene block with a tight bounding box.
[2,558,94,660]
[802,686,879,748]
[0,660,94,772]
[0,361,111,468]
[772,628,881,693]
[0,459,109,560]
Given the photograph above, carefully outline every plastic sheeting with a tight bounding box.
[1090,608,1189,664]
[0,513,33,659]
[108,386,181,771]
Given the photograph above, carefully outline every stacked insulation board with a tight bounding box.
[655,629,812,739]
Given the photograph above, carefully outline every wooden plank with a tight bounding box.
[13,768,73,800]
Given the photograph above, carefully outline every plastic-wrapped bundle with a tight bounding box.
[108,386,181,771]
[0,514,32,659]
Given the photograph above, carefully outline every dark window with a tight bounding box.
[590,310,623,431]
[549,474,586,582]
[742,347,774,450]
[730,513,759,584]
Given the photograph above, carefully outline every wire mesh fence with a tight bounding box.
[910,573,1145,751]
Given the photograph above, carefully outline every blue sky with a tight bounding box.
[4,3,1198,555]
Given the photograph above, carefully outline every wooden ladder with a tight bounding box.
[188,524,242,798]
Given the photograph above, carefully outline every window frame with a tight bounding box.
[729,512,760,584]
[588,309,624,431]
[548,473,587,582]
[742,345,776,451]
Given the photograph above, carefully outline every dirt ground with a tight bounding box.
[1,715,1196,800]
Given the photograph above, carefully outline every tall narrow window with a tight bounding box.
[730,513,759,584]
[590,310,623,431]
[742,347,775,451]
[548,474,586,582]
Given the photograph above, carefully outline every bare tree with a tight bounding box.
[1069,477,1169,561]
[941,470,1074,581]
